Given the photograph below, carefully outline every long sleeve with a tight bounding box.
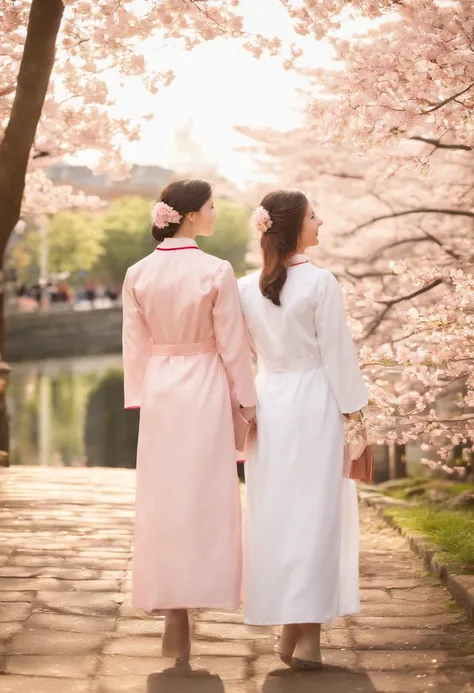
[314,271,368,414]
[122,269,152,409]
[213,261,257,409]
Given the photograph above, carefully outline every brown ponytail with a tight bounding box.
[258,189,308,306]
[152,178,212,243]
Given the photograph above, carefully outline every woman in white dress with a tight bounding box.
[238,189,368,670]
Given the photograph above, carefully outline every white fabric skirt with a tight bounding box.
[243,366,360,625]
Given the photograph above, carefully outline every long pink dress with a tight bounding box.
[122,236,257,611]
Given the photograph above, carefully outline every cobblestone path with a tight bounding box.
[0,468,473,693]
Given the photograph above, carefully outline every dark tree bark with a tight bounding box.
[374,445,390,483]
[389,443,407,479]
[0,0,64,463]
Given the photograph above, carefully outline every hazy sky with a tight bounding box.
[103,0,339,186]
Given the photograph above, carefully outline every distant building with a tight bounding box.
[47,164,174,200]
[170,119,210,174]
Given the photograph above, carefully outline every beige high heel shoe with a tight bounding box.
[161,609,191,661]
[274,624,298,666]
[291,623,323,671]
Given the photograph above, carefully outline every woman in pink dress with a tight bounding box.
[122,178,257,661]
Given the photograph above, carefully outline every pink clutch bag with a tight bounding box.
[343,423,375,484]
[233,410,251,454]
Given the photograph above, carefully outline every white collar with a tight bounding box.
[157,237,198,250]
[288,253,309,267]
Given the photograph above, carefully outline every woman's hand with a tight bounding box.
[343,410,363,421]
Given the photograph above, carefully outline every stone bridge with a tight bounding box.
[5,308,122,363]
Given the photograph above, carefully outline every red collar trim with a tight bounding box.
[288,260,309,268]
[156,246,199,251]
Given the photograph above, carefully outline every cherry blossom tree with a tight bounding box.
[280,0,474,153]
[21,169,104,219]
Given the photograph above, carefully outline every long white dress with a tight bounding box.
[238,256,368,625]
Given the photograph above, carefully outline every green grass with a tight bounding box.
[379,478,425,499]
[443,599,460,610]
[444,482,474,497]
[388,485,423,500]
[381,478,473,502]
[385,506,474,569]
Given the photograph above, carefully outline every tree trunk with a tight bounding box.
[389,443,407,479]
[0,274,10,467]
[0,0,64,463]
[374,444,390,483]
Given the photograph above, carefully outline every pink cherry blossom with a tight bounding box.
[251,206,273,235]
[152,202,182,229]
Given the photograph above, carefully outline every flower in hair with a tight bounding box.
[152,201,182,229]
[252,205,273,235]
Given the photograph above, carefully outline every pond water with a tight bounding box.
[8,355,139,468]
[8,354,425,477]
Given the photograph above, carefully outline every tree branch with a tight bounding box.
[367,230,463,262]
[420,228,463,261]
[375,279,443,307]
[186,0,227,32]
[0,86,16,98]
[363,279,443,339]
[318,170,364,180]
[345,208,474,235]
[32,150,50,160]
[363,305,392,339]
[410,136,473,152]
[345,270,395,279]
[421,81,474,114]
[368,236,432,261]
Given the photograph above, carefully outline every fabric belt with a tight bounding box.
[259,354,322,372]
[152,337,217,357]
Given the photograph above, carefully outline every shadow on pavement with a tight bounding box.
[147,663,225,693]
[262,665,378,693]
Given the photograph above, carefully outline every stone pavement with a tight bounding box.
[0,468,473,693]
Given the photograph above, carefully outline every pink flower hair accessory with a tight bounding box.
[152,201,182,229]
[252,205,273,234]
